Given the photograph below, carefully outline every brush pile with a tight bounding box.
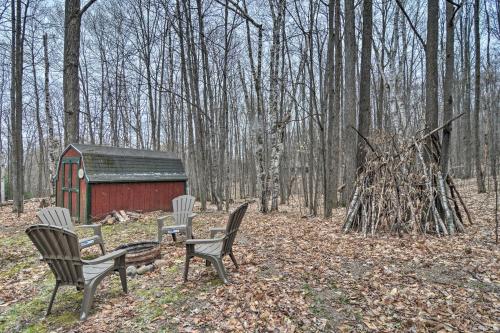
[343,132,471,236]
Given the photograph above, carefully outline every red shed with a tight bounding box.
[55,144,187,223]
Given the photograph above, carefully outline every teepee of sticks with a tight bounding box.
[343,128,471,236]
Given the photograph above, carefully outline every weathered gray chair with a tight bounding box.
[25,224,128,321]
[37,207,106,254]
[183,202,248,284]
[157,195,196,242]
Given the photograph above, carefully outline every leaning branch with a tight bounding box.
[417,112,464,144]
[394,0,426,50]
[214,0,262,29]
[351,126,378,155]
[80,0,98,17]
[448,1,463,24]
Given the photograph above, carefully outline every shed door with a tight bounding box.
[61,157,80,221]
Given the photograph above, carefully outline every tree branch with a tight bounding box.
[394,0,426,50]
[80,0,98,17]
[445,0,461,7]
[449,1,463,24]
[351,126,378,155]
[214,0,262,29]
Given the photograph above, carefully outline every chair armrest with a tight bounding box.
[185,237,224,245]
[157,215,173,228]
[163,224,187,230]
[209,227,226,238]
[76,224,102,237]
[82,249,127,265]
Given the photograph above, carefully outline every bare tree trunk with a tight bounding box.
[425,0,439,146]
[441,2,457,175]
[79,51,95,144]
[376,1,387,131]
[177,0,198,206]
[10,0,18,211]
[64,0,93,145]
[357,0,372,169]
[305,0,319,216]
[43,33,57,196]
[196,0,218,206]
[184,0,208,210]
[332,0,341,207]
[269,0,286,212]
[63,0,80,145]
[387,5,400,134]
[218,0,230,211]
[323,0,335,218]
[343,0,357,202]
[240,0,267,212]
[463,10,472,178]
[156,20,166,151]
[31,31,45,196]
[324,0,341,217]
[11,0,26,214]
[0,61,5,203]
[473,0,486,193]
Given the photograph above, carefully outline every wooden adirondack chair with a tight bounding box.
[183,202,248,284]
[157,195,196,242]
[37,207,106,254]
[25,224,128,321]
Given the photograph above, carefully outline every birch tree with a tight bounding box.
[269,0,286,212]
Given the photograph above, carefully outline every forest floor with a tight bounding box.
[0,180,498,332]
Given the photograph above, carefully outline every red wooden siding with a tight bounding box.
[90,181,185,220]
[63,148,80,157]
[79,179,87,223]
[71,162,78,217]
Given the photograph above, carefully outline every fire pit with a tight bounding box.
[114,241,161,267]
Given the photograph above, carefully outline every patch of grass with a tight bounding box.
[0,277,84,333]
[0,232,33,263]
[166,264,180,274]
[0,293,47,332]
[337,293,350,305]
[21,322,47,333]
[0,231,29,247]
[467,279,500,293]
[45,312,79,329]
[207,277,224,287]
[0,258,36,280]
[302,283,322,315]
[132,284,186,328]
[302,281,351,329]
[158,288,184,305]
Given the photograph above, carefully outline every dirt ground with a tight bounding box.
[0,180,498,332]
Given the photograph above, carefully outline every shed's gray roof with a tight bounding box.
[68,144,187,183]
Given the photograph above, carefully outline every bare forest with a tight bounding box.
[0,0,499,331]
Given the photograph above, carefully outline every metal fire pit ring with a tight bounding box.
[114,241,161,267]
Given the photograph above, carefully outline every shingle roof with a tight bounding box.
[68,144,187,183]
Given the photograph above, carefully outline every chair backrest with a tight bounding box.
[37,207,74,231]
[26,224,84,288]
[172,195,195,226]
[222,203,248,255]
